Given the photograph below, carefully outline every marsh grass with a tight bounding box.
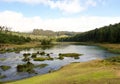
[0,58,6,61]
[17,62,34,73]
[98,43,120,54]
[0,65,11,71]
[33,57,53,61]
[58,53,82,59]
[59,53,82,57]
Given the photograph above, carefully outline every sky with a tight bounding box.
[0,0,120,32]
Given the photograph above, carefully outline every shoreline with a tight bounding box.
[0,42,120,54]
[5,58,120,84]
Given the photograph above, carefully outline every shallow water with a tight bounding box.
[0,43,119,81]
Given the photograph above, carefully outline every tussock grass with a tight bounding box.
[0,65,11,71]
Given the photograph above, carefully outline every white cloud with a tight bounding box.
[2,0,104,14]
[0,11,120,32]
[85,0,97,7]
[47,0,84,14]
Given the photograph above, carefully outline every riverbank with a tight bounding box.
[6,56,120,84]
[0,42,40,49]
[0,42,57,53]
[98,43,120,54]
[0,42,40,53]
[0,42,120,54]
[69,42,120,54]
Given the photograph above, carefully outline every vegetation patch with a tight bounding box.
[17,62,34,73]
[31,53,37,58]
[0,58,6,61]
[23,53,31,57]
[59,53,82,57]
[0,65,11,71]
[39,51,45,55]
[40,39,52,45]
[98,44,120,54]
[59,53,82,59]
[0,27,31,44]
[33,57,53,61]
[58,55,64,60]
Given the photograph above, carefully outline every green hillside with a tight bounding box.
[58,23,120,43]
[0,26,31,44]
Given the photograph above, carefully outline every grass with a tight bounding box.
[58,53,82,59]
[0,42,40,53]
[96,43,120,54]
[59,53,82,57]
[33,57,53,61]
[105,56,120,62]
[6,56,120,84]
[0,65,11,71]
[0,58,6,61]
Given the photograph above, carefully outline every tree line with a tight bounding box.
[32,29,79,36]
[0,26,31,44]
[58,23,120,43]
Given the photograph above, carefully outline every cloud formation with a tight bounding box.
[2,0,105,14]
[0,11,120,32]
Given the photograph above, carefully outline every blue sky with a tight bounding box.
[0,0,120,32]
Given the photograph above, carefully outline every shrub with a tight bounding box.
[40,51,45,55]
[23,53,31,57]
[31,53,37,58]
[40,39,52,45]
[22,57,30,62]
[46,53,50,56]
[17,62,34,73]
[58,56,64,60]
